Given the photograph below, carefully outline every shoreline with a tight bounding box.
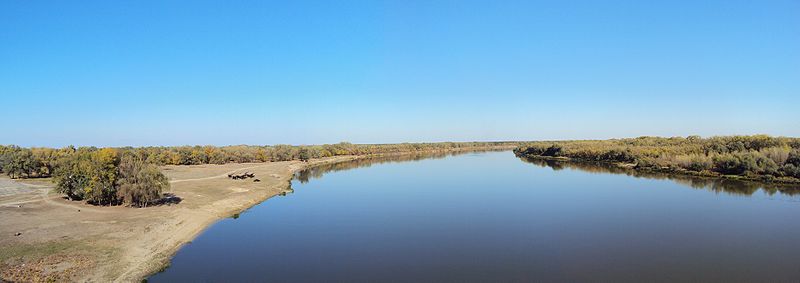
[123,146,516,282]
[516,154,800,189]
[116,155,361,282]
[1,155,381,282]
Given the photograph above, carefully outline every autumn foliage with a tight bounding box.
[514,135,800,183]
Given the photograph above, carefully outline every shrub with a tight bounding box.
[782,164,800,178]
[713,154,745,175]
[753,153,779,176]
[543,145,563,157]
[687,155,713,171]
[298,148,312,162]
[761,147,791,165]
[600,149,635,163]
[787,150,800,167]
[634,157,662,169]
[514,145,547,156]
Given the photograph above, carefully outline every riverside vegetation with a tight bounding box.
[514,135,800,184]
[0,142,517,206]
[3,137,797,207]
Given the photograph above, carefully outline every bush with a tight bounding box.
[714,154,745,175]
[298,148,312,162]
[600,149,635,163]
[782,164,800,178]
[514,145,547,156]
[687,155,713,171]
[787,150,800,167]
[761,147,791,164]
[543,145,563,157]
[634,157,662,169]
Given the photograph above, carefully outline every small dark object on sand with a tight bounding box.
[253,179,261,182]
[14,232,22,236]
[229,172,256,180]
[77,209,81,212]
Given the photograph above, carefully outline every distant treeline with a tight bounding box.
[514,135,800,183]
[0,142,518,206]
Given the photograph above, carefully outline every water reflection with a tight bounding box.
[519,157,800,196]
[294,150,504,183]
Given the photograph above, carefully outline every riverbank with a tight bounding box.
[514,136,800,186]
[116,155,366,282]
[517,154,800,189]
[0,146,513,282]
[0,156,363,282]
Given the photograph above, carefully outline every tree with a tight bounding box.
[298,148,311,162]
[53,148,120,204]
[53,150,94,201]
[3,148,39,179]
[85,148,120,204]
[116,155,170,207]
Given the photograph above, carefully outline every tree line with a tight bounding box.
[1,142,519,206]
[112,142,516,165]
[513,135,800,183]
[0,146,170,207]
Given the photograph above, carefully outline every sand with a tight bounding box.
[0,156,359,282]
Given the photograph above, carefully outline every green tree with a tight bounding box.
[53,150,94,200]
[53,148,120,204]
[298,148,311,162]
[3,147,39,178]
[116,155,170,207]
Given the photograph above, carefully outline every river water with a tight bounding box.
[149,151,800,282]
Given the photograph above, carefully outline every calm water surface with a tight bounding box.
[150,151,800,282]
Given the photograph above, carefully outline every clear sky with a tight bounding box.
[1,0,798,147]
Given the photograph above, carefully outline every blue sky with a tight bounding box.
[1,0,798,147]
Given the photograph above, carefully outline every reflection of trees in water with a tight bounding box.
[519,157,800,196]
[293,150,503,184]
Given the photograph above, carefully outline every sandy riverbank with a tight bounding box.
[0,155,360,282]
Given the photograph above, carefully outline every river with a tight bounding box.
[149,151,800,282]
